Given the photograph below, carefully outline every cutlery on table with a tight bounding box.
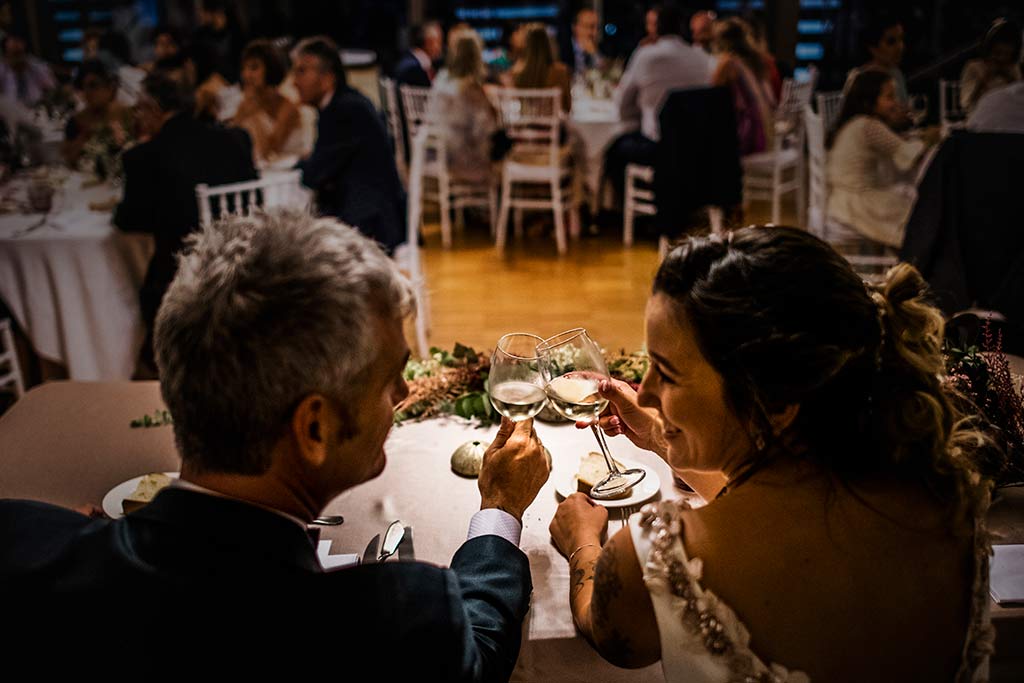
[362,534,380,564]
[311,515,345,526]
[377,520,405,562]
[398,526,414,561]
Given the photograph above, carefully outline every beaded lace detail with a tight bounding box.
[636,499,992,683]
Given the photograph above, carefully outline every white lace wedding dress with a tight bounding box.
[629,501,995,682]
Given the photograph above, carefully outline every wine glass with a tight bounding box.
[908,94,928,128]
[536,328,646,499]
[488,333,548,422]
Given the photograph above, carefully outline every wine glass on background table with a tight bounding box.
[537,328,646,499]
[488,333,549,422]
[908,94,928,128]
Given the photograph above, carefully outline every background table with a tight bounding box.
[569,97,629,200]
[0,173,152,380]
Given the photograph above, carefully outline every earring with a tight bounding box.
[754,432,766,452]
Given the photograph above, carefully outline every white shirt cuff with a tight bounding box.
[467,508,522,547]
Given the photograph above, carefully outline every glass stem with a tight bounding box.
[591,423,622,474]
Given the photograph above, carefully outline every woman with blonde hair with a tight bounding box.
[711,17,776,155]
[550,226,993,682]
[429,30,498,183]
[510,23,572,112]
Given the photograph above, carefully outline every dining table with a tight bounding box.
[569,95,629,203]
[2,380,1023,681]
[0,167,310,382]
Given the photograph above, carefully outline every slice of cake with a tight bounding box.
[577,452,630,499]
[122,473,173,514]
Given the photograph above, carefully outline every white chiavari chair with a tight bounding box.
[493,87,580,255]
[195,170,307,227]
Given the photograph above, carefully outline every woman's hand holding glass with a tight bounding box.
[574,378,668,459]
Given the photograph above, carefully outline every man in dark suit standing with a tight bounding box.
[0,210,551,679]
[293,36,405,254]
[113,71,257,376]
[394,21,443,87]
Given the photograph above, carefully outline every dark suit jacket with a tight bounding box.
[297,87,406,254]
[900,131,1024,322]
[0,489,531,680]
[654,87,742,236]
[113,114,258,327]
[394,50,432,87]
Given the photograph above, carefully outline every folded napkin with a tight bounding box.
[316,540,359,571]
[990,544,1024,604]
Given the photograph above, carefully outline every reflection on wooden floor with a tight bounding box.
[414,204,783,357]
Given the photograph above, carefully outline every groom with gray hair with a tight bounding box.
[0,209,550,680]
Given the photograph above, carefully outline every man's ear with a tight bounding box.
[769,404,800,436]
[291,394,331,468]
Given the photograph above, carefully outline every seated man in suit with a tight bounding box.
[293,36,405,255]
[0,209,551,679]
[113,71,257,375]
[395,20,443,87]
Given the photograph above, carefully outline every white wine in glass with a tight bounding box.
[488,333,548,422]
[538,328,646,499]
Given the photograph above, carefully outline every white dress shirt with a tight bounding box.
[615,35,715,141]
[968,81,1024,134]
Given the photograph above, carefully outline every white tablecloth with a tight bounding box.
[570,97,630,197]
[0,173,152,380]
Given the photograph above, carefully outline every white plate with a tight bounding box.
[555,458,661,508]
[102,472,179,519]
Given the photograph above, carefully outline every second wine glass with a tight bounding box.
[536,328,646,499]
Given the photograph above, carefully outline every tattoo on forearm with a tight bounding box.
[571,558,597,598]
[591,545,635,663]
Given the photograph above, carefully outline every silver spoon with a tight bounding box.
[311,515,345,526]
[378,520,406,562]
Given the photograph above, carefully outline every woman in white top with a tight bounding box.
[231,40,307,166]
[549,227,994,683]
[427,30,498,184]
[826,69,940,248]
[959,19,1022,112]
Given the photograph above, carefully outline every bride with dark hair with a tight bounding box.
[550,226,993,682]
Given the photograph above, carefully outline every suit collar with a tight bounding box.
[130,487,321,573]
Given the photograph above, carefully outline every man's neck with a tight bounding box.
[180,466,322,523]
[319,87,336,111]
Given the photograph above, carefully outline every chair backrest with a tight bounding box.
[803,104,828,237]
[939,78,965,125]
[0,318,24,399]
[195,170,305,227]
[816,90,844,136]
[493,87,561,165]
[379,77,406,166]
[778,77,814,117]
[399,84,434,139]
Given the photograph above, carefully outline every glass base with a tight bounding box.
[590,467,646,500]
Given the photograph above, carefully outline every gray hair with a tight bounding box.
[154,209,413,475]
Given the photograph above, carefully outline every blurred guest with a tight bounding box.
[846,15,908,109]
[142,26,182,72]
[960,19,1022,112]
[395,21,443,87]
[490,22,526,76]
[968,80,1024,133]
[114,72,257,374]
[429,31,498,184]
[827,70,940,249]
[62,60,132,170]
[745,12,783,101]
[561,7,604,75]
[434,23,474,89]
[231,39,303,165]
[711,17,777,156]
[638,7,659,49]
[292,36,405,254]
[605,5,712,199]
[511,24,571,112]
[0,34,55,107]
[191,41,233,120]
[192,0,243,83]
[689,10,716,53]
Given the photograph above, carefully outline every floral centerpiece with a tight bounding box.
[945,323,1024,487]
[75,114,133,184]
